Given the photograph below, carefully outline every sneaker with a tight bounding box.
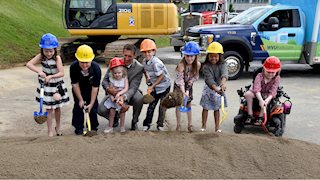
[143,126,150,132]
[157,126,165,131]
[200,128,206,132]
[254,117,263,125]
[120,127,126,133]
[216,129,222,133]
[104,128,113,133]
[75,129,83,135]
[131,122,138,131]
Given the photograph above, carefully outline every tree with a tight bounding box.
[229,3,235,12]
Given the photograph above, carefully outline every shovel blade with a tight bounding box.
[178,107,191,113]
[33,112,48,124]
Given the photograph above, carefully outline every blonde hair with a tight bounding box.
[111,66,127,78]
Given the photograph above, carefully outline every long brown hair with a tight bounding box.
[176,56,199,76]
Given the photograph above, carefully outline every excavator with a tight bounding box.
[61,0,179,62]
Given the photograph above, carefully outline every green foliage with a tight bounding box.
[0,0,69,66]
[229,4,235,12]
[0,0,171,67]
[288,39,297,45]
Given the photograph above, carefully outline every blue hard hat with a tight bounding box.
[39,33,59,49]
[182,41,200,55]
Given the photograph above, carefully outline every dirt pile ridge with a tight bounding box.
[1,132,320,179]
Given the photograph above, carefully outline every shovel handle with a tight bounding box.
[183,96,188,107]
[261,106,270,134]
[39,87,44,113]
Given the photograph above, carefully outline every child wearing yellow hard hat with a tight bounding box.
[69,44,101,135]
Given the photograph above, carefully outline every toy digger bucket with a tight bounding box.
[34,83,48,124]
[179,96,191,113]
[261,106,270,134]
[219,95,228,125]
[83,106,96,137]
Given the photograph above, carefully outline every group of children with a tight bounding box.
[27,33,282,137]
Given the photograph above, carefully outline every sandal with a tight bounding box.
[55,127,62,136]
[254,117,263,125]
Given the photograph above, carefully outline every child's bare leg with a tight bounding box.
[108,108,115,128]
[119,112,126,132]
[46,109,54,137]
[244,91,255,115]
[214,110,220,132]
[202,109,208,129]
[54,108,61,130]
[175,107,181,131]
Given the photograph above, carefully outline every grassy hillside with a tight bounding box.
[0,0,174,67]
[0,0,69,66]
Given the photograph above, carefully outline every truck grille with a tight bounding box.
[181,15,200,36]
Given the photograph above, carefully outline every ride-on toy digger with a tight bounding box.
[233,83,292,137]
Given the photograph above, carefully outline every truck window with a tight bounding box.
[261,10,300,30]
[228,6,271,25]
[189,3,217,12]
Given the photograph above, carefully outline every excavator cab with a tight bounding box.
[65,0,117,29]
[62,0,178,62]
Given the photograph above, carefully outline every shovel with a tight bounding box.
[219,95,228,125]
[34,83,48,124]
[83,104,96,137]
[143,86,155,104]
[179,96,191,113]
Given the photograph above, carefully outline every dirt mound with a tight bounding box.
[1,132,320,179]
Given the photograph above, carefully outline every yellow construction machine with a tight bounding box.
[61,0,179,62]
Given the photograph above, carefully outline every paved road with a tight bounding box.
[0,47,319,145]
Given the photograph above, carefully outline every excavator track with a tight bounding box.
[58,37,145,64]
[101,38,144,65]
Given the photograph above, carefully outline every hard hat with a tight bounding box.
[75,44,95,62]
[39,33,59,49]
[140,39,157,52]
[263,56,281,72]
[182,41,200,55]
[109,57,125,69]
[206,42,224,54]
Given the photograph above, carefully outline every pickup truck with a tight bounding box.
[186,0,320,80]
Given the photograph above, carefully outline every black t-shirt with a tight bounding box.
[70,61,101,101]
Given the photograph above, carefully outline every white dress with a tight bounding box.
[103,77,126,110]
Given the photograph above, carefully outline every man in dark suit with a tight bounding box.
[98,44,144,130]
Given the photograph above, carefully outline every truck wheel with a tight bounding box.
[174,46,181,52]
[224,51,244,80]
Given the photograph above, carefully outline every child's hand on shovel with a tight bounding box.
[84,103,93,113]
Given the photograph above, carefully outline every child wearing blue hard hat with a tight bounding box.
[26,33,69,137]
[174,41,201,132]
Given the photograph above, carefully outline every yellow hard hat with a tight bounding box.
[75,44,95,62]
[206,42,224,54]
[140,39,157,52]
